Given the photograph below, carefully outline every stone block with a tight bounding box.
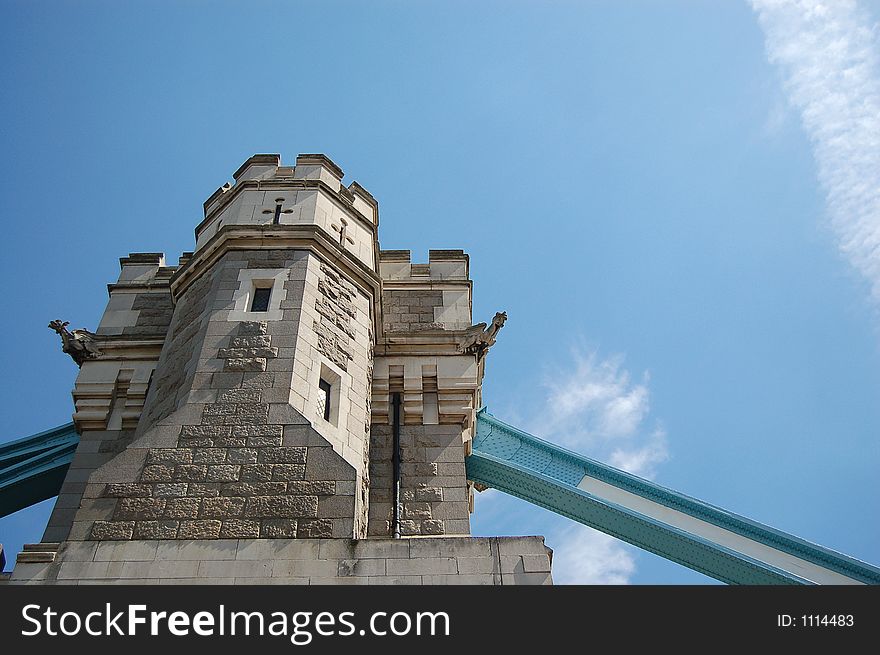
[227,448,258,464]
[245,495,317,518]
[415,486,443,502]
[386,557,457,576]
[154,539,238,561]
[502,572,552,585]
[399,520,420,536]
[192,448,227,465]
[141,465,174,482]
[177,520,222,539]
[286,481,336,495]
[258,447,307,464]
[116,498,167,520]
[337,559,386,577]
[222,481,287,496]
[229,336,272,349]
[163,498,201,519]
[316,495,355,518]
[303,447,354,481]
[59,541,99,562]
[201,496,246,518]
[521,554,552,573]
[297,519,332,538]
[247,436,282,448]
[104,483,152,498]
[409,537,491,559]
[240,371,275,388]
[153,483,189,497]
[271,464,306,481]
[421,520,444,535]
[199,559,272,579]
[233,425,283,438]
[181,425,232,440]
[188,483,221,497]
[238,321,267,336]
[215,434,248,447]
[134,520,180,539]
[56,561,112,580]
[121,560,200,579]
[403,502,432,520]
[273,559,339,578]
[90,521,134,540]
[147,449,194,465]
[173,464,208,482]
[219,519,261,538]
[224,358,267,372]
[206,465,241,482]
[240,464,273,481]
[259,520,298,538]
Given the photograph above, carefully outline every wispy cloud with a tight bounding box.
[514,347,668,583]
[533,349,668,479]
[750,0,880,309]
[549,524,636,585]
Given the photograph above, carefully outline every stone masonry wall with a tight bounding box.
[122,291,175,337]
[367,424,470,537]
[41,429,136,543]
[64,249,367,542]
[382,289,445,332]
[88,320,353,541]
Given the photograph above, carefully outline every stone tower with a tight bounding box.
[12,154,551,584]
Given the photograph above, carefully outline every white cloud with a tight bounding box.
[533,349,668,479]
[508,347,669,584]
[549,524,637,585]
[750,0,880,310]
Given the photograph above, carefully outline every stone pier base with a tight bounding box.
[7,536,552,585]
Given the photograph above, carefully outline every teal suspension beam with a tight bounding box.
[0,423,79,518]
[467,409,880,585]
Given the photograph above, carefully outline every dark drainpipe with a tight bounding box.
[391,392,402,539]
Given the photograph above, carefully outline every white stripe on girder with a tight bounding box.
[576,475,861,585]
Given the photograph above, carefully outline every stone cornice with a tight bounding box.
[376,331,472,357]
[105,281,173,294]
[380,280,473,291]
[86,337,166,361]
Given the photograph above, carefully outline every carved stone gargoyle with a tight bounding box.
[48,319,102,367]
[458,311,507,358]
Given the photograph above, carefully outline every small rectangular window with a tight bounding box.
[318,378,332,422]
[250,286,272,312]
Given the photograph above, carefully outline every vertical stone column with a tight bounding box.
[369,250,479,537]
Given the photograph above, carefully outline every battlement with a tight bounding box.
[201,153,378,231]
[378,249,469,281]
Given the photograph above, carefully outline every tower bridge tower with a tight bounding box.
[11,154,552,585]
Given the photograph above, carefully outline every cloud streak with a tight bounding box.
[750,0,880,309]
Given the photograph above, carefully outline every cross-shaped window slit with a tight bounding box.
[262,197,294,225]
[331,217,356,249]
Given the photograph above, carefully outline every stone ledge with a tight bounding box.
[7,536,552,585]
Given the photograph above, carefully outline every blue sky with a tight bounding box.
[1,1,879,584]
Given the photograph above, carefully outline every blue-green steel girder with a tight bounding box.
[0,423,78,519]
[467,409,880,585]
